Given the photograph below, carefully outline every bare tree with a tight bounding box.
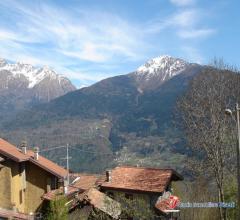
[178,62,239,220]
[174,179,220,220]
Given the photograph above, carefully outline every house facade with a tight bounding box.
[0,138,68,217]
[100,166,183,219]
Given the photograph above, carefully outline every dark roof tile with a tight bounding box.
[101,166,183,193]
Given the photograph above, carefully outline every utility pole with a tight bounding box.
[66,143,70,185]
[225,103,240,217]
[236,103,240,218]
[60,144,71,185]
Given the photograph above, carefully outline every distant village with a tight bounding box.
[0,138,183,220]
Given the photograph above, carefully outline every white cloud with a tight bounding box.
[0,0,150,86]
[0,29,18,41]
[172,9,199,27]
[170,0,196,7]
[178,28,216,39]
[0,0,216,86]
[56,63,113,82]
[0,1,145,63]
[146,9,201,34]
[60,46,110,63]
[148,9,216,41]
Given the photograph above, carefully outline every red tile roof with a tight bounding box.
[0,208,30,220]
[70,174,103,190]
[0,138,67,178]
[27,150,67,178]
[42,187,66,201]
[78,188,121,219]
[0,138,29,162]
[101,166,183,193]
[42,174,101,200]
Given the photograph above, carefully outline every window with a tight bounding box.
[19,190,23,204]
[19,163,26,189]
[125,193,133,200]
[51,177,57,190]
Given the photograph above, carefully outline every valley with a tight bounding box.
[0,56,202,174]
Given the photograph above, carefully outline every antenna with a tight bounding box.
[60,144,72,185]
[67,143,70,185]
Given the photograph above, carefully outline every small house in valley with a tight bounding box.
[0,137,184,219]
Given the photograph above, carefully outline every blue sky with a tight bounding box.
[0,0,239,87]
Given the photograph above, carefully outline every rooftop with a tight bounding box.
[0,138,29,162]
[0,208,30,220]
[69,173,104,190]
[78,188,121,219]
[101,166,183,193]
[0,138,67,178]
[43,173,102,200]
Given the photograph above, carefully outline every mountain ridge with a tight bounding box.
[130,55,199,91]
[0,58,76,122]
[0,55,203,173]
[0,58,74,89]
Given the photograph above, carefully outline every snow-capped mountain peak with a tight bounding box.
[133,55,191,90]
[38,66,58,78]
[136,55,188,78]
[14,62,35,74]
[0,58,7,67]
[0,59,69,88]
[41,65,54,72]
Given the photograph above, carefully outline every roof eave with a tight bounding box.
[100,185,164,194]
[171,170,184,181]
[0,150,29,163]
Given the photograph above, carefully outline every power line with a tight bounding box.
[38,144,114,183]
[38,144,114,155]
[71,146,114,155]
[39,145,66,152]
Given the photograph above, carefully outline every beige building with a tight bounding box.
[0,138,68,219]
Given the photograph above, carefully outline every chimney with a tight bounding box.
[106,170,111,182]
[64,179,68,195]
[34,147,39,160]
[20,141,27,154]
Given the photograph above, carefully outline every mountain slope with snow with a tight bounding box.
[0,58,76,120]
[132,55,198,90]
[0,58,75,90]
[1,55,203,173]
